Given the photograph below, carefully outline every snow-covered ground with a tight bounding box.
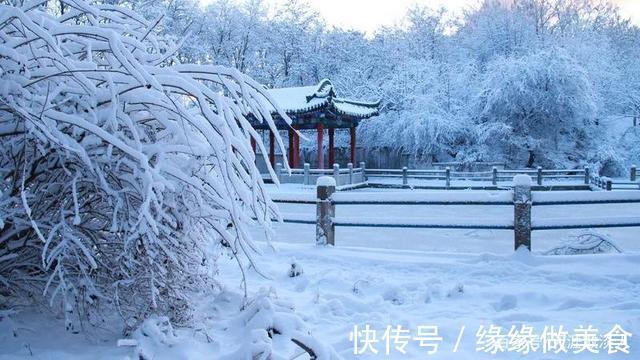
[223,242,640,359]
[2,186,639,359]
[3,243,638,359]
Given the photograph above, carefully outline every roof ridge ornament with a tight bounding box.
[306,79,334,103]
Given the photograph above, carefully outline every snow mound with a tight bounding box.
[133,315,179,358]
[513,174,532,186]
[220,293,340,359]
[544,232,623,255]
[121,291,340,359]
[316,176,336,187]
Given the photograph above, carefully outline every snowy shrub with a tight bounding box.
[0,0,287,331]
[544,232,623,256]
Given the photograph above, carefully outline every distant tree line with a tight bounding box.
[110,0,640,173]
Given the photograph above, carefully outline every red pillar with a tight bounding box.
[269,131,275,167]
[293,125,300,168]
[328,127,335,167]
[316,123,324,169]
[250,137,256,153]
[287,128,294,168]
[350,126,356,164]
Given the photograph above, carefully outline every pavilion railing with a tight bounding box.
[276,162,367,187]
[273,163,640,191]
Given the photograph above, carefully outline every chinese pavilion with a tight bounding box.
[250,79,380,169]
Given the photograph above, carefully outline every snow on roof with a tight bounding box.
[332,98,380,117]
[264,79,379,119]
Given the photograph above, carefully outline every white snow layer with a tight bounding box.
[513,174,533,186]
[2,243,638,359]
[317,176,337,187]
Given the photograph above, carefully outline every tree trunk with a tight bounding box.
[526,150,535,168]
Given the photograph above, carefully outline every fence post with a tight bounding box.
[536,166,543,186]
[348,163,353,184]
[316,176,335,246]
[631,165,637,182]
[275,162,282,183]
[584,166,590,185]
[445,167,451,189]
[513,175,532,251]
[402,166,408,186]
[303,163,310,185]
[333,163,340,186]
[492,166,498,186]
[360,161,366,181]
[606,177,612,191]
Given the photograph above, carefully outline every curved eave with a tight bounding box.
[332,108,379,118]
[269,102,379,120]
[331,98,381,119]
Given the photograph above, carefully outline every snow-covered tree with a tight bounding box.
[24,0,637,173]
[0,0,287,331]
[475,48,600,168]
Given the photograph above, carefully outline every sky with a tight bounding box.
[258,0,640,35]
[270,0,474,34]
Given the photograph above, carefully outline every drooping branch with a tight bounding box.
[0,0,288,330]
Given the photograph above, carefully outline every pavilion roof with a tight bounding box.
[262,79,380,120]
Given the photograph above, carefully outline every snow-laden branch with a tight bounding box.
[0,0,286,331]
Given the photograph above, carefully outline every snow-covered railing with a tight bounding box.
[331,191,513,205]
[271,164,640,190]
[366,166,592,188]
[532,191,640,205]
[532,217,640,230]
[287,176,640,251]
[366,165,640,190]
[271,190,514,205]
[432,161,506,169]
[276,162,366,186]
[270,192,318,204]
[332,217,513,229]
